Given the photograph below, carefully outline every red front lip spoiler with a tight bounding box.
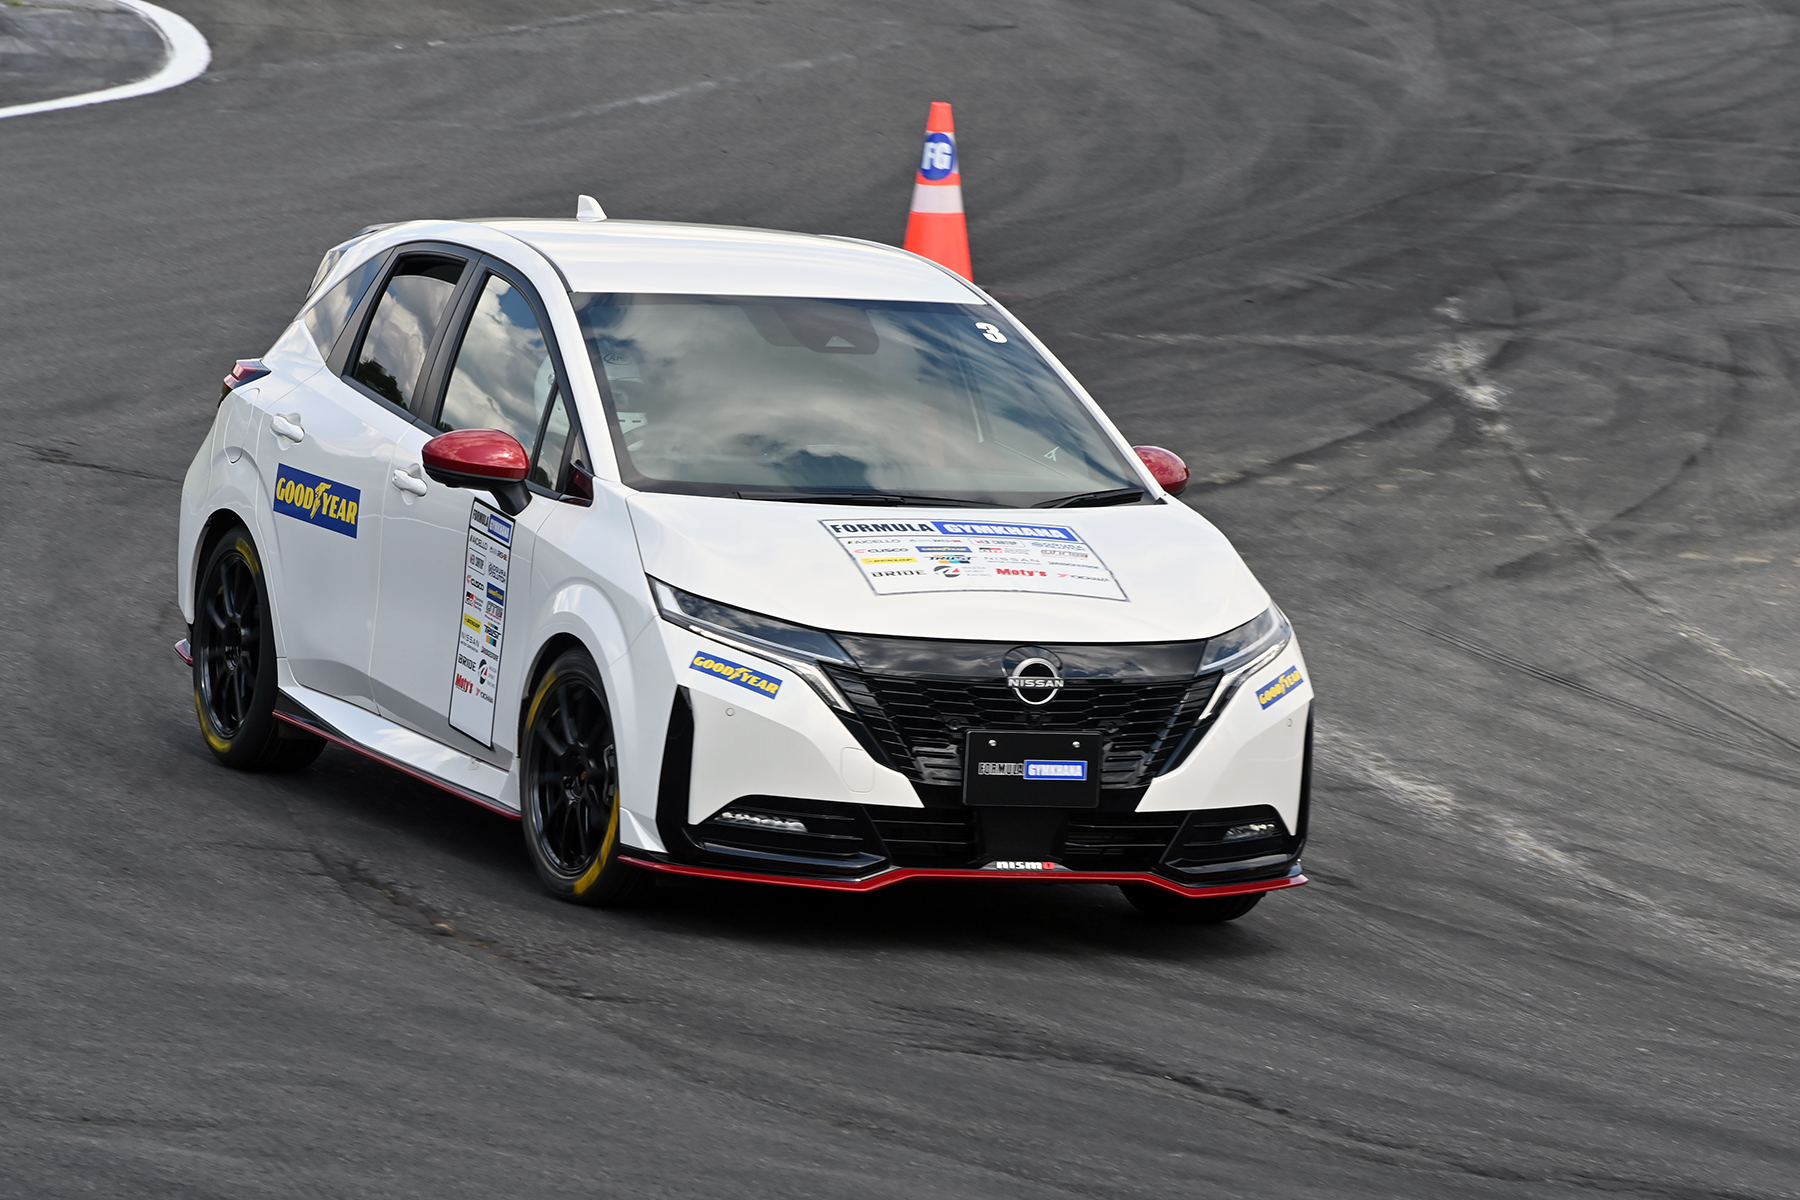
[619,856,1305,898]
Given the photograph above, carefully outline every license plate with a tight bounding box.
[963,730,1102,808]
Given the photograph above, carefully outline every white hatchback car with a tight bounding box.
[178,213,1313,921]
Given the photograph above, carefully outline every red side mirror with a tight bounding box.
[423,429,530,480]
[1133,445,1189,496]
[423,429,532,515]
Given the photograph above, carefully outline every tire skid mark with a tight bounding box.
[887,1003,1772,1200]
[303,849,1101,1196]
[1423,307,1800,705]
[520,43,912,128]
[195,4,670,83]
[1318,729,1800,984]
[1374,606,1800,761]
[16,440,178,483]
[306,847,662,1007]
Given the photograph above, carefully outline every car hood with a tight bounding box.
[627,493,1270,643]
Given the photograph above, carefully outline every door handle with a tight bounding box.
[392,469,428,497]
[271,414,305,443]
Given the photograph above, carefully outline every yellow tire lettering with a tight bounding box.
[194,688,231,752]
[571,792,620,896]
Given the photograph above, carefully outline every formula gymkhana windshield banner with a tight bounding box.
[823,519,1126,601]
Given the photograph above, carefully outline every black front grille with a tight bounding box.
[826,667,1220,791]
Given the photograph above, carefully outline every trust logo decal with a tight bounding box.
[273,465,359,538]
[1257,666,1305,709]
[690,651,782,698]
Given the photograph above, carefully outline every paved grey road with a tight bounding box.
[2,2,1796,1196]
[0,0,165,108]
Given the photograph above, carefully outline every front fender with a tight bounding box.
[518,577,663,850]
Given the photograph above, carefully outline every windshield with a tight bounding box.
[570,294,1144,507]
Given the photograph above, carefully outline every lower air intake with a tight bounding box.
[692,797,885,873]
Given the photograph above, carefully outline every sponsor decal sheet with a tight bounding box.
[449,501,514,745]
[822,519,1126,601]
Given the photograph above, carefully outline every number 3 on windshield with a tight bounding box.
[974,321,1008,343]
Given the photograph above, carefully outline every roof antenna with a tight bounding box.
[576,194,607,222]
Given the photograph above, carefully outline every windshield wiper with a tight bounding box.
[1034,487,1146,508]
[738,491,994,507]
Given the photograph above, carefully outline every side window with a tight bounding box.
[437,274,557,451]
[303,253,384,354]
[531,393,573,489]
[349,256,464,410]
[564,427,592,490]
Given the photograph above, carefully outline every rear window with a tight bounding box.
[302,254,384,355]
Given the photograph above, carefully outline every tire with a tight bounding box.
[520,648,654,906]
[1119,886,1264,924]
[191,526,325,772]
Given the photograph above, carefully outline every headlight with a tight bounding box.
[651,579,853,711]
[1197,605,1291,677]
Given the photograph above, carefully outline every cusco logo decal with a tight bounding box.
[690,651,782,698]
[1257,666,1304,709]
[274,465,359,538]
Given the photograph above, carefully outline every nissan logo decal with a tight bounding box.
[1007,657,1064,706]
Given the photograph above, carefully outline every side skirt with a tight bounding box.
[274,685,520,820]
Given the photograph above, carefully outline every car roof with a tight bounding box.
[468,218,984,303]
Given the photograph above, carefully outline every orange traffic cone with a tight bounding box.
[903,102,972,280]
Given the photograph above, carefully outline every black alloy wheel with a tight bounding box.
[521,649,653,906]
[191,527,323,772]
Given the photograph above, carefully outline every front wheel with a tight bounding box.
[520,649,654,906]
[1119,886,1263,924]
[191,526,324,772]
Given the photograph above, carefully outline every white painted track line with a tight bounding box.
[0,0,210,121]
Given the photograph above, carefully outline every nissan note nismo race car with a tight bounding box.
[177,213,1313,921]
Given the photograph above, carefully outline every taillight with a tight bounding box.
[221,359,271,401]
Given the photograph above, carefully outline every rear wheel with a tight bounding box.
[1119,885,1264,923]
[191,527,324,772]
[520,649,654,906]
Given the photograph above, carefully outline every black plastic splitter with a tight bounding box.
[963,730,1102,808]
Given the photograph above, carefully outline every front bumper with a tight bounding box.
[620,854,1306,897]
[640,617,1314,892]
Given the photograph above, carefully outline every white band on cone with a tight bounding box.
[909,182,965,214]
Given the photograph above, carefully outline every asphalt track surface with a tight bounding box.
[0,0,165,108]
[3,2,1798,1196]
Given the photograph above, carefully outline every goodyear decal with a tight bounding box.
[690,651,782,698]
[273,464,359,537]
[1257,666,1305,709]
